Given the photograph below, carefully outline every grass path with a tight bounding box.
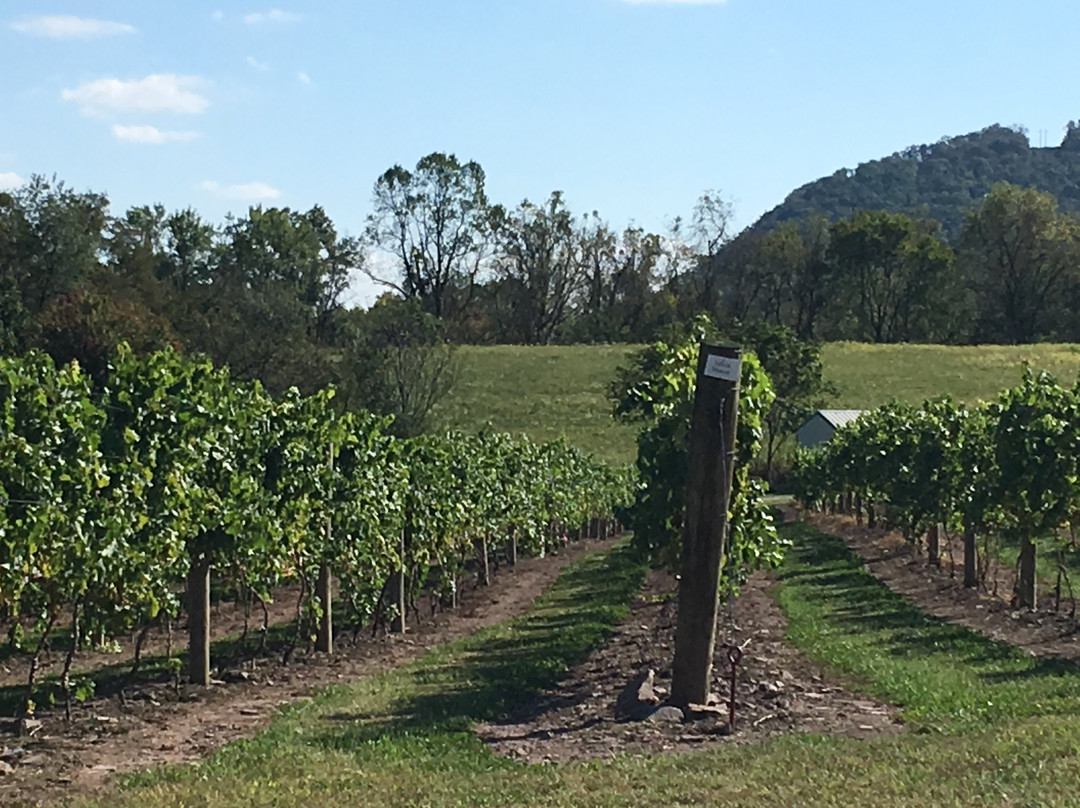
[65,525,1080,808]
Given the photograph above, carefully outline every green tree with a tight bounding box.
[828,210,955,342]
[729,321,835,484]
[958,182,1080,343]
[610,315,785,583]
[490,192,584,344]
[365,153,491,323]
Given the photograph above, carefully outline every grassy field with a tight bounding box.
[435,344,640,465]
[72,523,1080,808]
[822,341,1080,409]
[439,342,1080,466]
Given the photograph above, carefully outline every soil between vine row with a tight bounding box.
[0,539,611,806]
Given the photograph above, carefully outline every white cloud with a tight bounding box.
[243,9,301,24]
[200,180,281,201]
[0,171,26,191]
[211,10,225,21]
[62,74,208,116]
[10,14,135,38]
[247,56,270,71]
[112,124,199,144]
[297,71,312,85]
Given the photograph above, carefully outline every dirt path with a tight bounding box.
[805,511,1080,662]
[0,539,612,806]
[477,564,902,763]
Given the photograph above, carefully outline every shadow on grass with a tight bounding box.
[779,521,1080,689]
[312,543,646,756]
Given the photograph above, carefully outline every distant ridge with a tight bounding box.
[753,122,1080,238]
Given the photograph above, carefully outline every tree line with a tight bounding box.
[4,159,1076,424]
[703,181,1080,345]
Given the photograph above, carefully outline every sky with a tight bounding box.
[3,0,1079,305]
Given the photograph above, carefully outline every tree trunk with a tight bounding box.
[854,493,863,526]
[963,522,978,588]
[21,609,58,735]
[1016,537,1037,609]
[867,503,876,529]
[927,524,940,567]
[315,562,333,653]
[187,556,211,686]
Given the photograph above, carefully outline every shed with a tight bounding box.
[796,409,864,448]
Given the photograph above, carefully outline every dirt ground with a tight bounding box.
[0,539,610,806]
[806,510,1080,662]
[0,583,310,693]
[476,562,903,764]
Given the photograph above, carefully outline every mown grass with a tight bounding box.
[440,342,1080,468]
[822,341,1080,409]
[436,344,640,466]
[57,523,1080,808]
[776,521,1080,732]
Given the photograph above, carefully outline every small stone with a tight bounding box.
[615,669,659,720]
[0,760,14,775]
[645,705,685,723]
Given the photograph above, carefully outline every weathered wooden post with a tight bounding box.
[670,344,741,709]
[187,554,211,686]
[316,443,334,653]
[963,519,978,588]
[927,523,940,568]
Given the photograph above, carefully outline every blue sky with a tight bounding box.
[3,1,1079,304]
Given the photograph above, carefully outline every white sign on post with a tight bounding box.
[703,354,739,382]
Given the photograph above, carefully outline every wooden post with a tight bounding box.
[1017,537,1037,609]
[963,520,978,588]
[477,535,490,586]
[927,524,940,567]
[391,527,408,633]
[187,555,211,686]
[315,562,333,653]
[316,443,334,653]
[507,525,517,566]
[671,344,741,709]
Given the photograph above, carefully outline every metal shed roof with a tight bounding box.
[816,409,864,428]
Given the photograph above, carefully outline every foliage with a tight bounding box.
[958,182,1080,343]
[727,321,836,483]
[792,367,1080,605]
[755,123,1080,239]
[611,315,787,587]
[0,344,632,700]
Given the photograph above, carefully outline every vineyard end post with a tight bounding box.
[670,344,741,709]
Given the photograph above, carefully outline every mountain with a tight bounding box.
[753,123,1080,238]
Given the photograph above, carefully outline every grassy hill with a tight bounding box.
[822,342,1080,409]
[439,342,1080,465]
[435,344,640,466]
